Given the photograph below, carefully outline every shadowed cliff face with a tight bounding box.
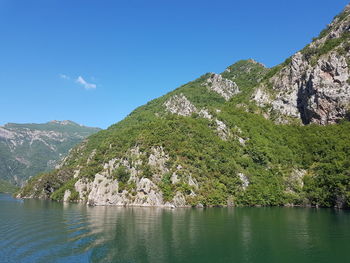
[253,5,350,125]
[18,4,350,209]
[269,51,350,125]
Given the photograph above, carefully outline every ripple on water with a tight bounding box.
[1,194,350,263]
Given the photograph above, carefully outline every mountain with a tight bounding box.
[18,5,350,208]
[253,4,350,125]
[0,120,100,192]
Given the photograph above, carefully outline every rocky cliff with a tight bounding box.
[253,6,350,124]
[0,121,100,191]
[18,5,350,208]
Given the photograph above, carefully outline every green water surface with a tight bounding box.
[0,193,349,263]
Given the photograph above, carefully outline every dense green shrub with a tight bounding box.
[51,178,79,201]
[113,166,130,183]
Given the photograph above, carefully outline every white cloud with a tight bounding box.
[59,74,70,80]
[75,76,97,90]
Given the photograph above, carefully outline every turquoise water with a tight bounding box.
[0,193,349,263]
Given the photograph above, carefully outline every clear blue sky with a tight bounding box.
[0,0,348,129]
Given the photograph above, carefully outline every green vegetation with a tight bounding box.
[51,178,79,202]
[302,33,350,65]
[0,179,18,193]
[159,173,175,202]
[0,121,100,192]
[18,8,350,208]
[311,7,349,42]
[113,166,130,183]
[300,5,350,65]
[23,67,350,208]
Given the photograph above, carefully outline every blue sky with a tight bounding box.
[0,0,348,129]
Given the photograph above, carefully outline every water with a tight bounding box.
[0,193,349,263]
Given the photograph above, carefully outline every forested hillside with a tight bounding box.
[18,5,350,208]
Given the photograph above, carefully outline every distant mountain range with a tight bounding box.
[19,4,350,208]
[0,120,100,192]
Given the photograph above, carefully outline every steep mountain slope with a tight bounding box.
[0,121,100,191]
[0,179,18,193]
[19,5,350,208]
[253,5,350,125]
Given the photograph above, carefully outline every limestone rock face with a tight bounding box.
[259,52,308,119]
[72,146,192,208]
[164,94,197,116]
[188,175,198,189]
[252,5,350,125]
[172,191,186,207]
[205,73,240,100]
[165,95,231,140]
[254,51,350,124]
[299,53,350,124]
[63,190,71,202]
[133,178,164,206]
[148,146,169,182]
[80,174,182,207]
[215,119,231,141]
[238,173,249,190]
[170,172,180,184]
[75,178,92,200]
[78,174,165,207]
[310,5,350,48]
[252,88,271,108]
[87,174,119,206]
[198,109,213,120]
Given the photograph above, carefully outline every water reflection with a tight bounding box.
[0,194,350,263]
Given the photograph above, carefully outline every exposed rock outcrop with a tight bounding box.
[171,191,186,207]
[17,4,350,210]
[253,5,350,125]
[148,146,169,181]
[254,51,350,124]
[205,73,240,100]
[238,173,249,190]
[71,146,192,208]
[164,94,197,116]
[164,95,232,140]
[63,189,71,202]
[299,52,350,124]
[285,169,306,194]
[215,119,231,140]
